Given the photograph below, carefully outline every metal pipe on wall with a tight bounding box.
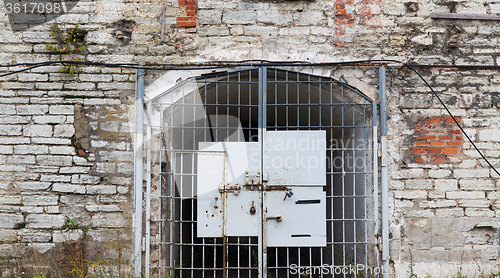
[134,68,145,277]
[379,66,389,278]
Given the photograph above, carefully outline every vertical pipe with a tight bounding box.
[379,66,389,278]
[145,102,152,278]
[134,68,145,277]
[372,101,379,268]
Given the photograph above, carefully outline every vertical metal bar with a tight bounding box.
[379,66,389,278]
[161,6,165,42]
[145,102,152,277]
[258,66,267,278]
[134,68,145,278]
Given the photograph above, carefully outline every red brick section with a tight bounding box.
[335,0,355,46]
[410,116,463,163]
[177,0,197,27]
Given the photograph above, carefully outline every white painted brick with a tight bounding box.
[0,229,18,243]
[419,200,456,208]
[52,183,86,194]
[436,208,464,218]
[0,206,20,213]
[459,179,495,191]
[97,83,134,91]
[48,146,76,155]
[16,105,48,115]
[395,200,414,208]
[458,160,477,168]
[91,213,126,228]
[13,181,51,190]
[95,162,116,173]
[429,169,452,179]
[435,179,458,191]
[0,125,22,136]
[32,138,71,145]
[72,175,100,184]
[36,155,73,166]
[458,200,491,208]
[49,105,74,115]
[18,229,51,242]
[0,165,26,172]
[7,155,36,164]
[0,137,30,144]
[91,140,127,150]
[40,175,72,182]
[86,185,117,195]
[100,121,119,132]
[18,74,48,82]
[405,179,432,190]
[26,214,65,229]
[392,169,425,180]
[59,167,91,174]
[79,74,112,83]
[0,196,22,205]
[488,192,500,200]
[83,98,121,106]
[465,208,495,217]
[99,151,133,161]
[406,210,435,218]
[117,163,133,174]
[85,205,122,212]
[44,206,59,213]
[33,115,66,124]
[53,230,84,243]
[0,214,24,229]
[394,190,427,199]
[0,145,13,154]
[446,191,485,199]
[22,195,58,206]
[14,145,48,155]
[479,129,500,142]
[73,156,93,166]
[0,116,29,124]
[63,83,96,90]
[453,169,490,178]
[36,83,64,90]
[21,207,44,213]
[0,105,16,115]
[29,166,59,173]
[23,125,53,137]
[53,125,75,137]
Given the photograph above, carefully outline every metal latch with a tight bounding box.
[245,171,261,185]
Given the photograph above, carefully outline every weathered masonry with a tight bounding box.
[2,0,500,277]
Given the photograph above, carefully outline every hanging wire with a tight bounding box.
[1,59,498,176]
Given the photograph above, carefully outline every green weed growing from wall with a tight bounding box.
[45,23,88,73]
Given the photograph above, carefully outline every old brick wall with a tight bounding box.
[1,0,500,276]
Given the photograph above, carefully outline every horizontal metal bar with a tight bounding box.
[431,12,500,20]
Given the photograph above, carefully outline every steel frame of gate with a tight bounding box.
[140,66,380,278]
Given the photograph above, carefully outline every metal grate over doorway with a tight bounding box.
[144,67,378,277]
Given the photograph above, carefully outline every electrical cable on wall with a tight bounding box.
[1,59,499,176]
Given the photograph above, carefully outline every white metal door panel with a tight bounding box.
[197,142,260,237]
[265,187,326,247]
[226,190,260,236]
[199,142,260,186]
[265,130,326,186]
[196,151,225,237]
